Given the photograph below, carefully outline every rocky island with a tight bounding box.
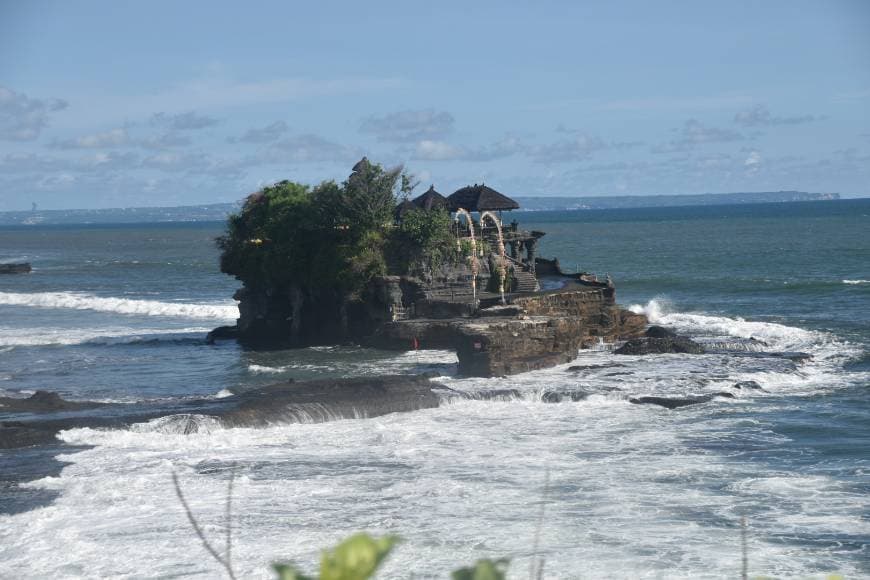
[209,157,646,375]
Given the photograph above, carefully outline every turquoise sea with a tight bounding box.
[1,199,868,578]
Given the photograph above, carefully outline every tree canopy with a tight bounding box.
[218,159,458,301]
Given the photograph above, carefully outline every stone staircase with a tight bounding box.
[512,266,539,293]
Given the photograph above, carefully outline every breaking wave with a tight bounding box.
[0,291,238,321]
[843,279,869,285]
[0,327,213,347]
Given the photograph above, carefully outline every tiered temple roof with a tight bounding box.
[411,186,449,210]
[447,184,520,212]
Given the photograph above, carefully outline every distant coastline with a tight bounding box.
[0,190,843,226]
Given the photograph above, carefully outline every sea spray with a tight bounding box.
[0,291,238,320]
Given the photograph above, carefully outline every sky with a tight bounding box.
[0,0,868,210]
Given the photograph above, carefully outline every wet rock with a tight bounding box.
[615,336,705,355]
[456,389,523,401]
[206,325,239,344]
[221,375,441,426]
[773,352,813,364]
[0,262,31,274]
[0,391,106,413]
[541,390,589,403]
[733,380,764,390]
[566,363,625,372]
[645,325,678,339]
[0,376,444,449]
[629,392,735,409]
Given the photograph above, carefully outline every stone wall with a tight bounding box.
[369,287,648,377]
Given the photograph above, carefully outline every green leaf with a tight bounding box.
[273,562,315,580]
[451,558,510,580]
[318,533,401,580]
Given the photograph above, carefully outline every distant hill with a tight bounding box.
[0,191,840,226]
[515,190,839,211]
[0,203,240,226]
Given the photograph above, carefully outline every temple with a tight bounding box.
[392,182,574,315]
[213,166,647,377]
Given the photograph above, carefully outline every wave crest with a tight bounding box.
[0,291,238,320]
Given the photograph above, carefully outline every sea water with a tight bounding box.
[0,200,868,578]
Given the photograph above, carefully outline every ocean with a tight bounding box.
[0,199,868,579]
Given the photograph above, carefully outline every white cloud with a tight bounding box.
[531,134,608,163]
[653,119,743,153]
[150,111,219,131]
[412,140,465,161]
[229,121,289,144]
[744,151,762,166]
[263,134,361,163]
[138,132,192,150]
[0,85,68,141]
[50,127,191,150]
[51,128,130,149]
[409,135,527,162]
[734,104,820,127]
[360,109,455,143]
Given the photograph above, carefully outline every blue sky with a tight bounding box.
[0,0,868,210]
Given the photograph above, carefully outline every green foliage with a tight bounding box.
[390,207,457,273]
[218,160,415,300]
[451,558,510,580]
[340,158,402,236]
[273,534,400,580]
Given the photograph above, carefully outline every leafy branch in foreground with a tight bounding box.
[273,533,400,580]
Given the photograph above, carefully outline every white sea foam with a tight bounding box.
[0,291,238,320]
[0,326,213,347]
[1,303,866,578]
[631,298,822,350]
[842,279,869,285]
[1,393,864,579]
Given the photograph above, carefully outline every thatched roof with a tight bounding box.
[447,184,520,212]
[395,199,416,219]
[411,185,448,211]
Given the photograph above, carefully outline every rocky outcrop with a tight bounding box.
[372,288,646,377]
[0,376,443,448]
[220,375,440,426]
[644,325,677,339]
[0,391,106,413]
[216,264,648,376]
[0,262,31,274]
[733,380,764,390]
[615,335,705,355]
[629,392,735,409]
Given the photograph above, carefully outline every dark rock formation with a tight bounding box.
[615,336,705,355]
[541,390,589,403]
[371,288,646,377]
[629,392,735,409]
[445,389,523,401]
[0,391,106,413]
[220,375,440,426]
[0,376,443,448]
[733,380,764,390]
[205,325,239,344]
[772,352,813,364]
[567,363,626,372]
[644,325,678,339]
[0,262,31,274]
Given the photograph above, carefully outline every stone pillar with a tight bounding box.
[509,241,519,260]
[526,238,538,273]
